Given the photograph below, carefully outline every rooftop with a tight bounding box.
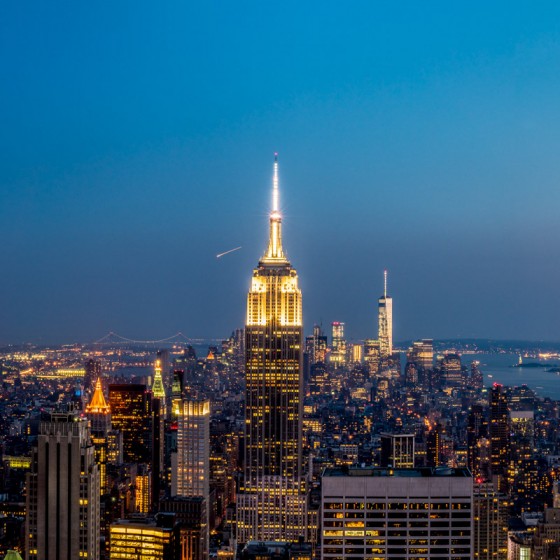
[323,466,471,478]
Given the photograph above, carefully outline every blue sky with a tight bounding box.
[1,2,560,343]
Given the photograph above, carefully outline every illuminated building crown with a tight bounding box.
[86,377,110,414]
[152,359,166,399]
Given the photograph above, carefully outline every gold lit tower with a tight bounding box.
[378,269,393,358]
[151,359,166,401]
[86,378,111,492]
[236,154,307,544]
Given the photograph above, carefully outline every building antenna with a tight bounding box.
[384,269,388,298]
[272,152,279,213]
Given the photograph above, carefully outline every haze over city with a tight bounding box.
[2,2,560,343]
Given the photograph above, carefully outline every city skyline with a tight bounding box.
[2,3,560,343]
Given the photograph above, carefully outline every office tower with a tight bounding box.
[156,349,172,391]
[473,482,508,560]
[312,325,328,364]
[152,396,164,511]
[468,404,490,481]
[135,463,151,513]
[380,433,415,468]
[84,358,102,395]
[237,155,307,544]
[363,338,381,375]
[378,270,393,358]
[531,508,560,560]
[407,339,434,370]
[171,398,210,559]
[321,466,473,559]
[109,515,179,560]
[330,322,346,366]
[489,384,509,486]
[350,343,363,364]
[25,412,100,560]
[407,339,434,389]
[439,353,463,386]
[86,377,111,492]
[109,384,152,464]
[471,360,484,390]
[509,410,538,512]
[172,399,210,499]
[160,497,207,560]
[152,359,167,402]
[426,424,442,467]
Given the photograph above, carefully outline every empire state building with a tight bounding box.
[236,155,307,544]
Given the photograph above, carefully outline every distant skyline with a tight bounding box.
[2,2,560,343]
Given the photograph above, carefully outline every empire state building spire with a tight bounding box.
[263,153,286,263]
[238,155,306,544]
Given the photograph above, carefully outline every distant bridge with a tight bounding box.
[92,331,194,346]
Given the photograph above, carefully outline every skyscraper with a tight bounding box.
[170,398,210,558]
[236,155,307,544]
[489,383,509,490]
[25,412,100,560]
[86,377,112,493]
[329,322,346,366]
[378,270,393,358]
[172,399,210,499]
[109,384,152,464]
[321,466,473,559]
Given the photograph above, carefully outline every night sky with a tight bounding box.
[2,2,560,344]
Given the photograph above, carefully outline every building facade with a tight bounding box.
[236,155,307,544]
[321,467,473,560]
[378,270,393,359]
[25,412,100,560]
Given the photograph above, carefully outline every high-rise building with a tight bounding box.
[109,515,179,560]
[509,410,539,512]
[321,466,473,559]
[531,508,560,560]
[152,359,167,402]
[86,377,112,493]
[473,482,508,560]
[378,270,393,359]
[439,353,463,386]
[109,384,152,464]
[171,393,210,557]
[489,384,509,488]
[380,433,415,468]
[237,155,307,544]
[363,338,381,375]
[172,399,210,499]
[467,404,490,481]
[330,322,346,366]
[25,412,100,560]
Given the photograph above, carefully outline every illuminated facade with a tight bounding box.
[109,517,177,559]
[378,270,393,358]
[489,384,509,490]
[109,384,152,464]
[330,322,346,366]
[473,482,508,560]
[321,467,473,560]
[237,155,307,544]
[25,413,100,560]
[86,377,112,492]
[152,359,166,401]
[380,433,415,468]
[171,398,210,558]
[172,399,210,498]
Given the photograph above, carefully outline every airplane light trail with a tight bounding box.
[216,246,242,259]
